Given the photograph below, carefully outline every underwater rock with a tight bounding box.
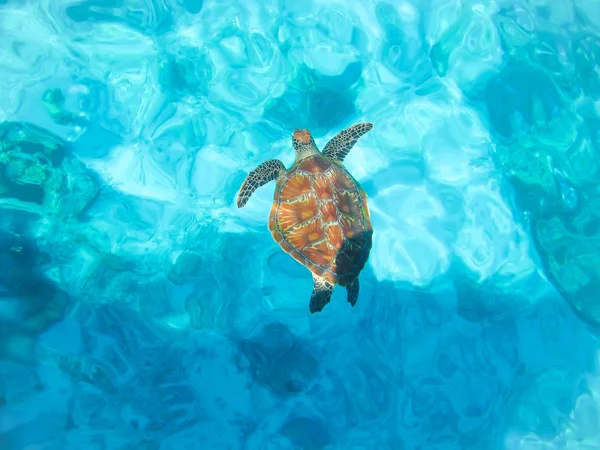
[0,121,100,219]
[481,61,600,329]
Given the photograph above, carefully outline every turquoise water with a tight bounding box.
[1,0,600,448]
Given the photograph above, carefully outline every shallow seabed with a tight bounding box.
[1,0,600,449]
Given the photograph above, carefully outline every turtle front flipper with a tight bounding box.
[236,159,286,208]
[322,122,373,163]
[309,274,334,313]
[346,278,359,307]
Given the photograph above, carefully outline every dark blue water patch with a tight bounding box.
[159,46,213,101]
[0,233,48,290]
[573,34,600,98]
[179,0,202,14]
[279,416,330,449]
[454,274,525,323]
[1,413,69,450]
[264,88,303,126]
[11,283,72,334]
[517,32,581,102]
[236,321,320,398]
[429,40,450,77]
[308,88,356,132]
[0,0,28,5]
[509,175,559,217]
[264,88,354,136]
[0,168,44,205]
[376,1,430,82]
[301,61,363,92]
[168,251,203,285]
[66,0,125,22]
[65,0,174,35]
[0,210,39,247]
[264,63,362,136]
[0,232,71,337]
[375,3,402,40]
[482,61,563,139]
[350,26,370,54]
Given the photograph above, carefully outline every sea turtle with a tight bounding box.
[236,122,374,313]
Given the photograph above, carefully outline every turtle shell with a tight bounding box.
[268,154,373,286]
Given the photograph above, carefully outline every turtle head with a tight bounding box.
[292,129,318,159]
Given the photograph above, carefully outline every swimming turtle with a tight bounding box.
[236,122,374,313]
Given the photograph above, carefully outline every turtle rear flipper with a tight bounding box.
[309,275,334,314]
[322,122,373,163]
[346,278,359,307]
[236,159,286,208]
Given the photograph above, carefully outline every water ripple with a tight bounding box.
[2,0,600,448]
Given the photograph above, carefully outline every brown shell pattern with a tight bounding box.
[268,155,373,286]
